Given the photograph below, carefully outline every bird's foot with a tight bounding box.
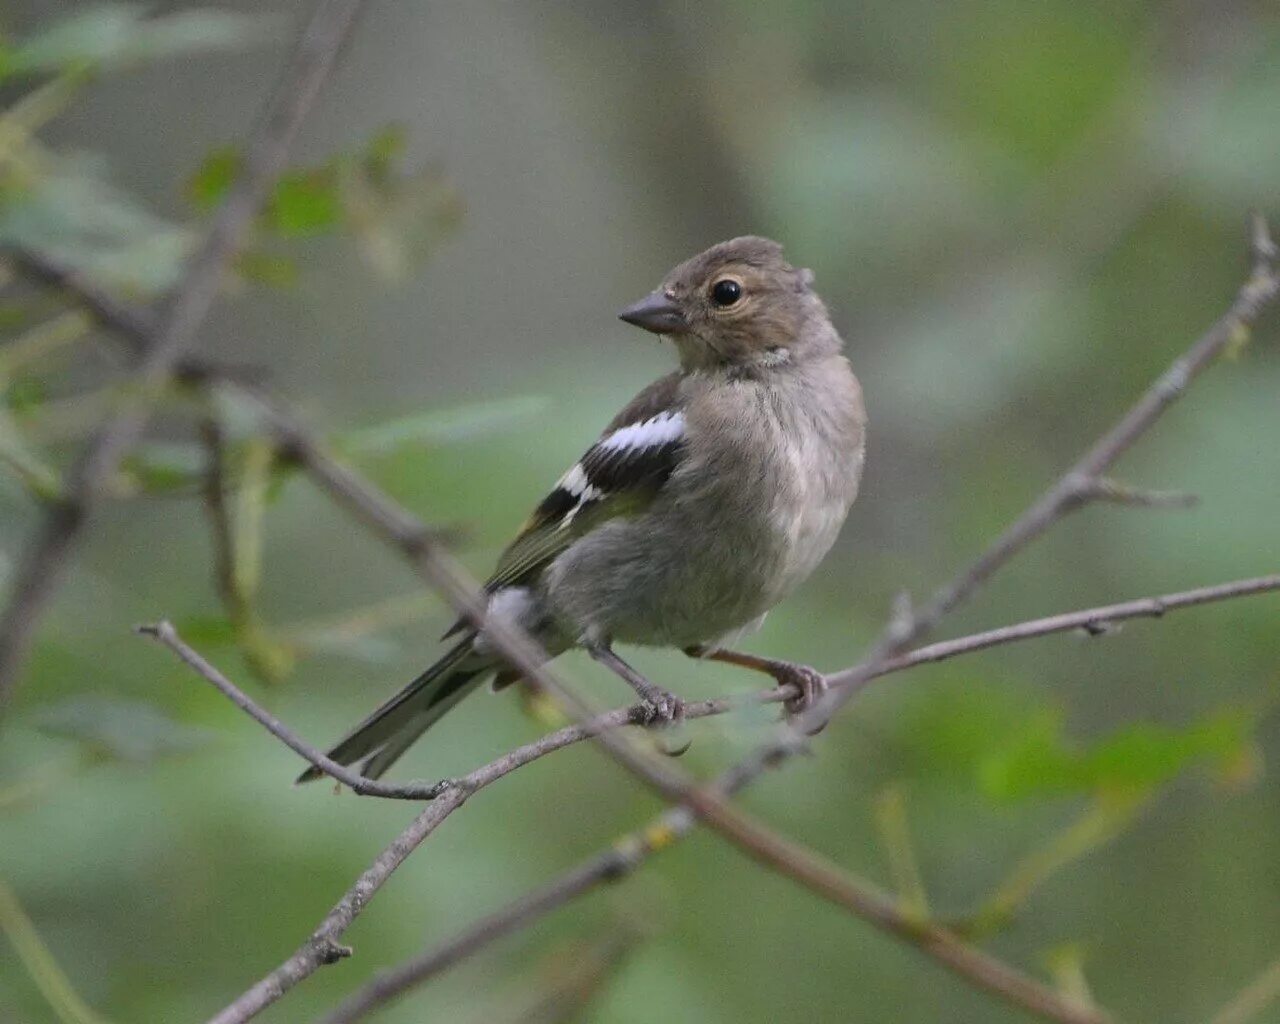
[633,684,684,726]
[685,645,828,733]
[587,642,689,755]
[633,683,690,755]
[772,661,829,728]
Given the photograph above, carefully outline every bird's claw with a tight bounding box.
[638,691,683,725]
[777,663,829,733]
[638,689,689,755]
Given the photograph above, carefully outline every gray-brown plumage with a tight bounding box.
[300,236,866,782]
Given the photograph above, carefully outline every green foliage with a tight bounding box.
[117,442,205,496]
[337,396,551,456]
[0,5,275,80]
[893,681,1260,802]
[3,4,1280,1022]
[186,124,462,280]
[32,697,217,763]
[982,707,1259,801]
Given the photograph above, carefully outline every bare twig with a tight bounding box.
[207,790,468,1024]
[0,0,366,716]
[310,770,755,1024]
[142,575,1280,802]
[137,621,445,800]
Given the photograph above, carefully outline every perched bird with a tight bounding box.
[300,236,866,782]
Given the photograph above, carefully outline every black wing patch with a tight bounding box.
[441,398,688,640]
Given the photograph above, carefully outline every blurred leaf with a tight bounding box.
[963,791,1146,937]
[0,407,62,501]
[338,396,550,456]
[185,146,239,212]
[170,615,238,647]
[191,150,343,237]
[0,309,92,381]
[0,5,276,79]
[0,152,194,293]
[33,696,216,763]
[233,249,298,288]
[363,122,408,184]
[269,170,342,236]
[185,125,460,278]
[981,708,1258,801]
[118,442,204,495]
[1043,942,1098,1012]
[891,681,1050,785]
[339,157,463,281]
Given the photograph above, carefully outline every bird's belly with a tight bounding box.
[543,495,832,649]
[543,520,738,647]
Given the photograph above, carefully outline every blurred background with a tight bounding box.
[2,2,1279,1022]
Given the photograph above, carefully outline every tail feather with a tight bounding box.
[298,638,491,784]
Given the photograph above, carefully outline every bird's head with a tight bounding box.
[618,236,838,371]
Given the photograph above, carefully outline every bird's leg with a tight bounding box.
[685,645,828,731]
[586,644,684,726]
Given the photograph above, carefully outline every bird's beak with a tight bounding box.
[618,291,688,335]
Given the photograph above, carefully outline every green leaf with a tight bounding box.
[338,396,550,455]
[3,5,277,79]
[268,171,341,236]
[32,696,216,763]
[981,708,1258,801]
[234,250,299,288]
[186,146,240,212]
[118,442,204,494]
[363,123,408,184]
[0,151,194,294]
[170,615,238,647]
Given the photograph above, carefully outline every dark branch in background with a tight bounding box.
[0,0,366,717]
[8,123,1279,1024]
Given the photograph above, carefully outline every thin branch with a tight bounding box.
[204,786,469,1024]
[0,0,366,716]
[143,575,1280,802]
[137,622,444,800]
[309,774,755,1024]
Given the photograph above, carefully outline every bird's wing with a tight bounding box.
[443,373,686,638]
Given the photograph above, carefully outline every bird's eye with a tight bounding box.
[711,279,742,307]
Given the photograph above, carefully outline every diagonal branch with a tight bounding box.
[0,0,366,717]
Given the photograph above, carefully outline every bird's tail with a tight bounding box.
[297,637,492,783]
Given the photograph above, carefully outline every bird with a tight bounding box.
[299,236,867,782]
